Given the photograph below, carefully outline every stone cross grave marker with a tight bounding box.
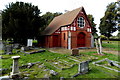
[10,56,20,78]
[78,61,89,74]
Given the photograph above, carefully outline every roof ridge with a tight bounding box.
[55,7,82,18]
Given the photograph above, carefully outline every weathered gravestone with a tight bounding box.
[21,46,30,51]
[78,61,89,73]
[13,43,20,49]
[71,48,79,56]
[50,70,58,76]
[60,77,64,80]
[0,41,2,50]
[73,61,89,77]
[4,45,13,55]
[10,56,20,78]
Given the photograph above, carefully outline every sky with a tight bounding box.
[0,0,118,36]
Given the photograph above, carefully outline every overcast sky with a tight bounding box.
[0,0,117,35]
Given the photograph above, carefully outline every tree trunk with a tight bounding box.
[107,37,110,43]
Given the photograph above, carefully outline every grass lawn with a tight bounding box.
[1,48,120,78]
[102,40,120,51]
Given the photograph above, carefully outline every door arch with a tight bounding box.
[77,32,85,47]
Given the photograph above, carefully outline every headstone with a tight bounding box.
[0,56,2,59]
[0,41,3,50]
[71,48,79,56]
[60,77,64,80]
[24,77,29,79]
[21,46,30,51]
[10,56,20,78]
[38,65,43,68]
[27,63,34,68]
[78,61,89,74]
[24,73,30,77]
[50,70,58,76]
[13,43,20,49]
[27,39,33,47]
[44,74,49,78]
[4,45,13,54]
[44,69,49,71]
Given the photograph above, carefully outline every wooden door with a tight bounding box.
[77,32,85,47]
[53,35,59,47]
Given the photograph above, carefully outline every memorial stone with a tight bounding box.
[27,39,33,47]
[10,56,20,78]
[21,46,30,51]
[71,48,79,56]
[4,45,13,54]
[13,43,20,49]
[78,61,89,73]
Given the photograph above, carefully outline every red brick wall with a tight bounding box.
[69,10,92,48]
[71,32,77,48]
[40,10,92,49]
[45,34,61,48]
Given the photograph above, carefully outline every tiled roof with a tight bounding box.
[42,7,83,35]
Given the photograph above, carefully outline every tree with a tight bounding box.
[2,2,45,45]
[117,1,120,28]
[0,11,2,39]
[41,12,62,30]
[87,14,97,36]
[99,2,118,39]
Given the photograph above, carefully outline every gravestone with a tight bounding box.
[4,45,13,54]
[27,39,33,47]
[78,61,89,73]
[13,43,20,49]
[50,70,58,76]
[72,61,89,77]
[71,48,79,56]
[0,41,2,50]
[10,56,20,78]
[60,77,64,80]
[21,46,30,51]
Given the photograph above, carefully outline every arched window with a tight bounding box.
[77,17,85,28]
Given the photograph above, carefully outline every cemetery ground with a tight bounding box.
[0,40,120,79]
